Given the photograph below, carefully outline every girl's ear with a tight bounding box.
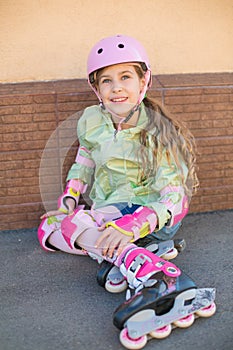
[140,76,146,92]
[94,83,100,95]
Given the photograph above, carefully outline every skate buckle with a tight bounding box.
[126,254,152,289]
[129,254,151,273]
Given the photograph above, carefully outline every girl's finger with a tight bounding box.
[40,210,62,219]
[66,198,76,215]
[95,229,110,248]
[98,223,107,231]
[116,241,128,257]
[103,236,121,258]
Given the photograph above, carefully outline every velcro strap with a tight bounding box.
[126,254,152,288]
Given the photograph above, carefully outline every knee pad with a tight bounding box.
[61,205,122,250]
[38,215,65,252]
[61,209,98,249]
[38,215,88,256]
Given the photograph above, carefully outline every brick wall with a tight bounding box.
[0,73,232,230]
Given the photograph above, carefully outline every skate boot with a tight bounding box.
[113,270,216,350]
[96,238,185,293]
[117,246,181,290]
[100,245,181,293]
[137,236,186,259]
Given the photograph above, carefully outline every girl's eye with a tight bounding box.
[99,78,111,84]
[122,75,130,80]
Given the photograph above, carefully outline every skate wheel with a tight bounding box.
[195,302,216,318]
[105,279,128,293]
[96,260,113,287]
[173,313,195,328]
[161,247,178,260]
[120,328,147,350]
[150,324,172,339]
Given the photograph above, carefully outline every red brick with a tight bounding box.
[183,104,213,113]
[203,87,233,95]
[19,105,35,114]
[33,95,56,104]
[165,95,202,105]
[213,103,233,111]
[180,112,201,121]
[193,127,233,138]
[201,110,232,120]
[0,95,34,106]
[186,120,213,129]
[38,121,57,131]
[213,119,232,128]
[0,194,42,206]
[201,94,230,103]
[35,103,56,113]
[1,114,33,123]
[2,133,25,142]
[164,88,203,96]
[197,137,233,147]
[33,113,56,122]
[1,123,38,133]
[0,106,19,115]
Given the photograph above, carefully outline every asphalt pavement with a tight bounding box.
[0,210,232,350]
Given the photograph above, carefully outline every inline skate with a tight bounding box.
[96,237,186,293]
[113,270,216,349]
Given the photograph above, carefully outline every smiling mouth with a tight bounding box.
[111,97,128,103]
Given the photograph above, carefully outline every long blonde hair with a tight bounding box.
[94,63,199,196]
[140,95,199,197]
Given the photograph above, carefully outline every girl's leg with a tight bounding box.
[38,205,181,290]
[38,212,88,255]
[59,206,124,262]
[147,222,182,241]
[59,207,181,290]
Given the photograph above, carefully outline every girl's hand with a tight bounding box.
[95,223,132,259]
[40,198,76,219]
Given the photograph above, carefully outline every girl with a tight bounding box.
[38,35,199,289]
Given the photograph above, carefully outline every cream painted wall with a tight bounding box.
[0,0,232,83]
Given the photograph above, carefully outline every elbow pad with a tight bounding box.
[58,179,88,214]
[105,206,158,241]
[160,186,189,227]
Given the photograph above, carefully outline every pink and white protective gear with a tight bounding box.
[37,208,87,255]
[87,34,152,105]
[38,205,181,290]
[116,246,181,289]
[105,206,158,241]
[60,205,123,255]
[38,205,122,257]
[57,179,87,214]
[160,186,189,227]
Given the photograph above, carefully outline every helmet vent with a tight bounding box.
[97,48,103,54]
[118,43,124,49]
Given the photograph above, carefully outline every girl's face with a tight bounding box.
[96,63,146,118]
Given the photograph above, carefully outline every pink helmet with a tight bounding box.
[87,34,152,103]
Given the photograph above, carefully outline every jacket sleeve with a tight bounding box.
[149,147,189,230]
[66,113,96,186]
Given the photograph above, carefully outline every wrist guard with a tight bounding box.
[105,206,158,241]
[58,179,87,214]
[160,186,189,227]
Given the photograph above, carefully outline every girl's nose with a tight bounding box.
[112,81,123,92]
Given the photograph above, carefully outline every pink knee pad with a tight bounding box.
[61,205,122,250]
[38,215,88,255]
[38,215,65,252]
[61,209,98,249]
